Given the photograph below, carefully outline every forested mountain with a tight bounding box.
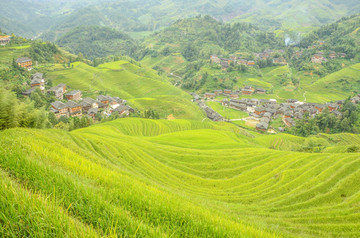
[142,16,284,61]
[300,14,360,56]
[55,26,139,59]
[1,0,360,39]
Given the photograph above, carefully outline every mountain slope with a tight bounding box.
[1,118,360,237]
[47,60,204,120]
[1,0,360,38]
[55,26,139,59]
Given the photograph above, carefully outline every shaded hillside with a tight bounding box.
[55,26,139,59]
[300,14,360,57]
[142,16,284,61]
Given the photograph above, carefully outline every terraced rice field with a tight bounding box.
[47,61,204,120]
[1,118,360,237]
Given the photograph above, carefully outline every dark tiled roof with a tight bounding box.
[16,57,31,63]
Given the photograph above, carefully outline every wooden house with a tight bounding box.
[247,61,255,67]
[49,84,67,100]
[65,90,82,101]
[31,73,45,92]
[256,122,269,132]
[50,101,69,118]
[0,35,11,46]
[214,90,223,96]
[204,93,216,99]
[97,95,111,105]
[16,57,32,70]
[66,101,82,117]
[223,89,232,95]
[242,86,253,95]
[255,88,266,94]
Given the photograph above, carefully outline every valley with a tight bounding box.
[0,2,360,237]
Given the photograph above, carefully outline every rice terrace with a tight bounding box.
[1,0,360,237]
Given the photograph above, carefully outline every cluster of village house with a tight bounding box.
[210,49,288,70]
[192,90,360,132]
[211,41,348,69]
[204,86,265,99]
[310,51,347,64]
[22,72,134,120]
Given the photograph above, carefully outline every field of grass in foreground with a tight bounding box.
[1,118,360,237]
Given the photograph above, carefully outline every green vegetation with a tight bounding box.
[2,0,360,39]
[289,100,360,136]
[206,101,248,119]
[143,16,284,61]
[0,88,50,130]
[47,61,204,120]
[1,118,360,237]
[56,26,139,59]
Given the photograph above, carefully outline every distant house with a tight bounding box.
[230,102,247,111]
[50,101,69,118]
[350,96,360,104]
[269,99,277,104]
[272,58,287,65]
[22,88,36,97]
[97,95,111,105]
[256,122,269,132]
[315,104,326,113]
[260,99,270,104]
[80,97,98,113]
[113,105,128,116]
[237,59,247,65]
[254,106,266,115]
[287,99,298,103]
[220,60,229,69]
[223,89,232,95]
[311,53,326,64]
[16,57,32,70]
[210,55,221,64]
[66,101,82,117]
[109,97,125,109]
[49,84,67,100]
[283,117,296,127]
[204,93,216,99]
[0,35,11,46]
[339,53,347,58]
[214,90,223,96]
[255,88,266,94]
[247,61,255,67]
[87,108,99,119]
[242,86,253,95]
[329,51,336,60]
[326,103,338,112]
[31,73,45,92]
[65,90,82,101]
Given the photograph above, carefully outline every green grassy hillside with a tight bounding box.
[1,118,360,237]
[47,61,204,119]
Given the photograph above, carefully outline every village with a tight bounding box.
[192,89,360,133]
[20,65,134,121]
[210,40,347,69]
